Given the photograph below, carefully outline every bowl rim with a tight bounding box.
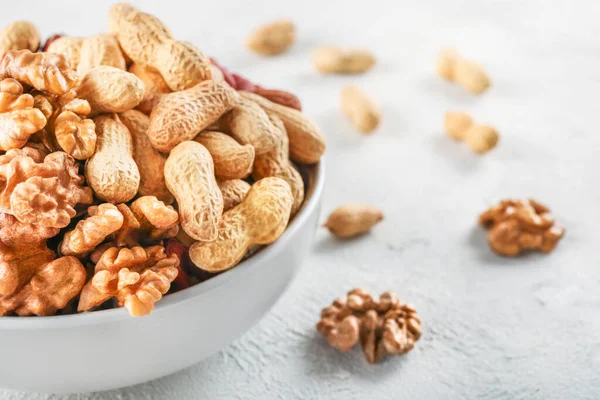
[0,161,325,329]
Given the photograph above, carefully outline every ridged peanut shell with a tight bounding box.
[340,85,381,133]
[453,60,490,94]
[239,91,325,164]
[0,21,41,59]
[444,111,473,141]
[246,20,295,56]
[324,204,383,239]
[85,114,140,203]
[189,177,293,272]
[194,131,255,180]
[108,3,173,65]
[77,34,126,76]
[253,114,304,214]
[154,40,212,91]
[164,141,223,241]
[219,97,280,155]
[128,63,171,114]
[119,109,173,203]
[46,36,83,70]
[148,80,237,153]
[77,66,144,114]
[312,47,375,74]
[218,179,251,212]
[464,124,499,153]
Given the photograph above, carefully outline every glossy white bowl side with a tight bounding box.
[0,163,324,394]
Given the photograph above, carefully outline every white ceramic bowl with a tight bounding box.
[0,163,324,394]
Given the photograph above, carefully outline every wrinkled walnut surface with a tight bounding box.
[479,199,565,256]
[317,288,421,364]
[78,245,179,317]
[0,148,92,228]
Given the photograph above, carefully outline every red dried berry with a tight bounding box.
[209,57,303,110]
[165,238,192,290]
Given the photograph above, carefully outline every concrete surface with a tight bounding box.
[2,0,599,398]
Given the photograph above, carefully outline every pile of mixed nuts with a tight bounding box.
[0,4,325,318]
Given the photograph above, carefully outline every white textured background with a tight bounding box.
[3,0,600,399]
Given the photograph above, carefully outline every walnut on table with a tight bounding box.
[317,288,422,364]
[479,198,565,256]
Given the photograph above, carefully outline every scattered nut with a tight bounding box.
[479,199,565,256]
[444,111,499,153]
[246,20,295,56]
[312,47,375,74]
[444,111,473,140]
[324,204,383,239]
[189,177,293,272]
[437,48,490,94]
[317,289,421,364]
[464,124,499,153]
[340,85,381,133]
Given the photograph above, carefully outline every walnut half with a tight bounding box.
[479,198,565,256]
[317,288,422,364]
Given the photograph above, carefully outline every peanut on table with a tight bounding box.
[0,2,325,318]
